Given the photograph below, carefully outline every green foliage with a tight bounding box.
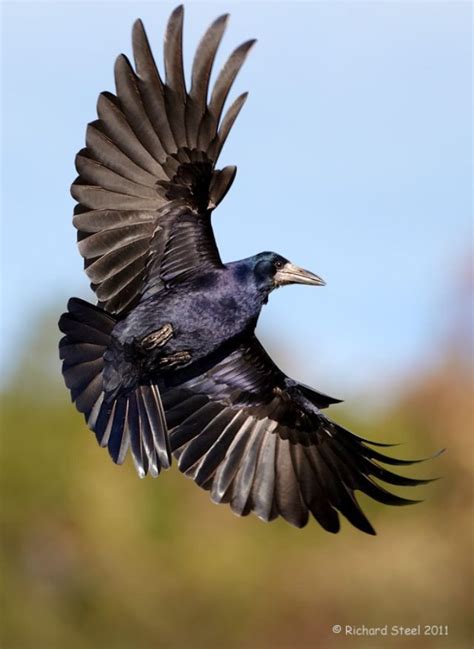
[1,318,472,649]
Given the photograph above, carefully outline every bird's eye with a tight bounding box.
[274,260,284,270]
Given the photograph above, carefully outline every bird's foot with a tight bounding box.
[158,350,192,368]
[141,323,174,350]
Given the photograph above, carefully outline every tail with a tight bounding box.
[58,298,171,477]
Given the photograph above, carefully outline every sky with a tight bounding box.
[1,1,472,402]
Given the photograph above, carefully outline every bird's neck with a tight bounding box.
[226,261,272,309]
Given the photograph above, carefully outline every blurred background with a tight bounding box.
[1,1,472,648]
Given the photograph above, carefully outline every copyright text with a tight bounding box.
[331,624,449,637]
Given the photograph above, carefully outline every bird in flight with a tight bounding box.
[59,5,435,534]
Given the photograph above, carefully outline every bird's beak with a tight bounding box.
[274,262,326,287]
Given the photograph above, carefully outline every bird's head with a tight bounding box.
[252,251,325,296]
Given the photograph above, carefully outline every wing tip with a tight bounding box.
[114,52,131,71]
[244,38,258,51]
[132,17,145,32]
[168,4,185,28]
[212,13,230,29]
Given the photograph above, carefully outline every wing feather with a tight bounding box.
[163,6,187,149]
[211,418,254,503]
[85,124,159,186]
[97,92,166,177]
[75,153,159,200]
[132,19,177,153]
[187,14,228,149]
[193,411,246,487]
[78,225,150,259]
[210,92,248,160]
[114,54,168,163]
[229,420,266,515]
[84,239,148,283]
[161,336,438,533]
[251,431,277,522]
[72,8,254,314]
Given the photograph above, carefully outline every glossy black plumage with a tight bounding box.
[59,6,438,534]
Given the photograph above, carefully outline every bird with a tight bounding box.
[59,5,437,534]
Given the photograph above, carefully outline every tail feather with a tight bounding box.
[58,297,171,476]
[130,390,152,477]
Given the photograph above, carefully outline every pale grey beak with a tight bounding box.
[274,262,326,287]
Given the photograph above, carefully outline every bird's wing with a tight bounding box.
[72,6,255,315]
[161,337,434,534]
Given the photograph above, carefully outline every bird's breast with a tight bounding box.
[113,279,261,373]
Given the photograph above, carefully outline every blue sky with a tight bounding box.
[1,1,472,401]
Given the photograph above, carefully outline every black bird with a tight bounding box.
[59,6,435,534]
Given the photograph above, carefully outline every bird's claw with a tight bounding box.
[141,323,174,350]
[158,350,192,368]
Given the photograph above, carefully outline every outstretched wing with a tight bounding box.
[160,337,435,534]
[72,6,256,315]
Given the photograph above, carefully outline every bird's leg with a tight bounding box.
[141,323,174,350]
[158,350,192,368]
